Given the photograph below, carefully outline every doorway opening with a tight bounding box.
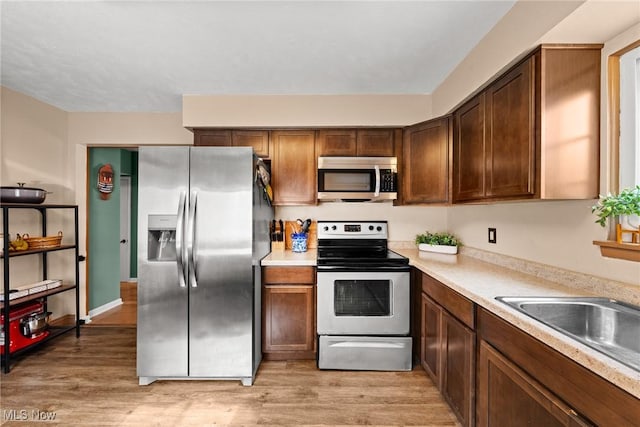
[87,147,138,327]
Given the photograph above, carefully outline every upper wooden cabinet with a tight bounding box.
[402,117,451,204]
[356,129,395,156]
[232,130,269,157]
[316,128,396,157]
[193,129,232,147]
[453,44,602,203]
[486,59,535,198]
[454,59,534,202]
[270,130,317,206]
[453,95,486,201]
[193,129,269,158]
[316,129,357,156]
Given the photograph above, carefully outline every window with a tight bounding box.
[619,45,640,189]
[595,41,640,260]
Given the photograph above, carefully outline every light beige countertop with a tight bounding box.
[259,245,639,398]
[261,249,317,266]
[394,247,640,399]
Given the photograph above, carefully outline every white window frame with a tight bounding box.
[618,45,640,189]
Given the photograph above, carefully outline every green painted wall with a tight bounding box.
[88,148,121,311]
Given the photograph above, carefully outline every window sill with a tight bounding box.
[593,240,640,262]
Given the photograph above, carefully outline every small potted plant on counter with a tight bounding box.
[415,231,462,255]
[592,185,640,243]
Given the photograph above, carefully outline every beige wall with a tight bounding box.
[183,94,432,127]
[1,87,71,203]
[1,87,76,315]
[431,0,584,116]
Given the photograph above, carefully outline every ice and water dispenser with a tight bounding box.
[147,215,177,261]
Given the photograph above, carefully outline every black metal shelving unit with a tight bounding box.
[1,203,80,373]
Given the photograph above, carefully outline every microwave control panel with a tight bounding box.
[380,170,396,192]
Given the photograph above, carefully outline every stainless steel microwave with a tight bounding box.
[317,157,397,202]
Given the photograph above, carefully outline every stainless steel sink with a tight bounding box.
[496,296,640,372]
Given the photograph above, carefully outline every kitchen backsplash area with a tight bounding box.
[277,200,640,290]
[276,202,448,244]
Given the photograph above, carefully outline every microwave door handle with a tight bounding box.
[374,165,380,197]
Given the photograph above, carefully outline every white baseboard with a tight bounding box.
[88,298,123,318]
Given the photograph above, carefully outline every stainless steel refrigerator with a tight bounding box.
[136,146,273,386]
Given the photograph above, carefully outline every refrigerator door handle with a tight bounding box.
[188,190,198,288]
[176,191,187,288]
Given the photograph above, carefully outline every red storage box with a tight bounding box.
[0,302,49,354]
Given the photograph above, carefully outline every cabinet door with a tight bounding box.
[232,130,269,158]
[477,340,593,427]
[356,129,395,156]
[193,129,232,146]
[263,284,316,354]
[270,130,317,205]
[402,117,451,204]
[453,94,486,201]
[441,311,475,427]
[486,58,535,198]
[421,294,441,384]
[317,129,357,156]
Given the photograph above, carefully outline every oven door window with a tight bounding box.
[334,280,391,316]
[318,169,374,192]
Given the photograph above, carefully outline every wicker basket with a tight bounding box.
[22,231,63,249]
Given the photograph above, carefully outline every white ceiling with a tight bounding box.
[1,1,517,113]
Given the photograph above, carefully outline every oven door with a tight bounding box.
[316,270,410,335]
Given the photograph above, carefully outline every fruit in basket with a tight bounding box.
[9,234,28,251]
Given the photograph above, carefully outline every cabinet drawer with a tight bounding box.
[262,266,316,284]
[422,274,474,329]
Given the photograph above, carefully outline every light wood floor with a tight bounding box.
[89,281,137,326]
[0,327,460,426]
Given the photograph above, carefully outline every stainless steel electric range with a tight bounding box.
[316,220,412,371]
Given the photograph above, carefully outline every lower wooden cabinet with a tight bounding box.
[417,275,639,427]
[421,294,475,427]
[441,311,474,427]
[262,266,316,360]
[420,294,440,381]
[420,274,475,427]
[477,340,592,427]
[478,308,640,427]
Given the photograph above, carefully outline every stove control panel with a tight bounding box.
[317,221,387,239]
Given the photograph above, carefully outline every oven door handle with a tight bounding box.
[328,341,407,349]
[374,164,380,197]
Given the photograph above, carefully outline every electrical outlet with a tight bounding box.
[488,228,497,244]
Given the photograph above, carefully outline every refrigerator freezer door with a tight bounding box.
[137,147,190,379]
[188,147,254,378]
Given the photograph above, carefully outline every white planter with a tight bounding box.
[418,243,458,255]
[619,214,640,242]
